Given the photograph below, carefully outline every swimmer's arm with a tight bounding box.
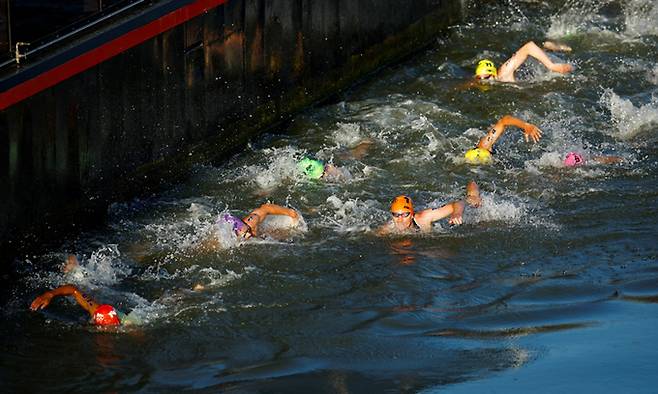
[250,203,299,220]
[245,203,299,235]
[466,181,482,208]
[375,222,393,236]
[477,115,542,151]
[456,79,481,91]
[498,41,573,81]
[30,284,100,317]
[322,164,342,178]
[416,201,465,227]
[350,139,374,159]
[592,155,623,164]
[542,41,572,53]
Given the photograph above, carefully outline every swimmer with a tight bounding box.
[563,151,622,167]
[377,181,481,235]
[464,115,542,164]
[30,284,122,327]
[201,203,301,250]
[298,157,351,181]
[475,41,573,83]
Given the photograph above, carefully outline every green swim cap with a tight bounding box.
[298,157,325,179]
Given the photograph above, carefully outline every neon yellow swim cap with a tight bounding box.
[298,157,325,179]
[475,59,497,78]
[464,148,492,164]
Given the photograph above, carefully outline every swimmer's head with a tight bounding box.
[298,157,325,179]
[564,152,584,167]
[390,195,414,229]
[221,213,251,238]
[93,304,121,326]
[475,59,497,79]
[464,148,492,164]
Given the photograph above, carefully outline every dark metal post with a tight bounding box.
[0,0,10,55]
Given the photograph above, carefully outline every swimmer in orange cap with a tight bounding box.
[30,284,121,327]
[377,181,481,235]
[475,41,573,83]
[464,115,542,164]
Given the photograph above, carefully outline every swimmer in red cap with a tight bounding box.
[377,181,481,235]
[30,284,121,326]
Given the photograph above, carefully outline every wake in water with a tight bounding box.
[601,89,658,140]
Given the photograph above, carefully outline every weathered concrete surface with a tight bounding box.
[0,0,463,257]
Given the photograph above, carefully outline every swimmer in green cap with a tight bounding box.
[298,157,349,181]
[464,115,542,164]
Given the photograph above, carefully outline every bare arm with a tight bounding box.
[375,222,394,236]
[415,201,465,229]
[592,155,623,164]
[243,203,299,236]
[498,41,573,82]
[466,181,482,208]
[477,115,542,152]
[30,284,100,317]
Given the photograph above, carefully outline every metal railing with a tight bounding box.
[1,0,148,69]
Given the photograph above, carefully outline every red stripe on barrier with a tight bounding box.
[0,0,228,111]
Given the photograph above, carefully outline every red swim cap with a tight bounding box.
[93,304,121,326]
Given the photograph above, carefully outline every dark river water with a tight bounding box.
[3,0,658,392]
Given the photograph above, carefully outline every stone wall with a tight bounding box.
[0,0,462,256]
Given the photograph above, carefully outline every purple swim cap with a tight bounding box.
[220,213,247,235]
[564,152,584,167]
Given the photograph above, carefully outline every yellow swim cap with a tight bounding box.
[475,59,497,79]
[464,148,492,164]
[390,195,414,214]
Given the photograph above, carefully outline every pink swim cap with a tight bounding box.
[564,152,584,167]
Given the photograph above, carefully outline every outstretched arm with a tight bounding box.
[498,41,573,82]
[415,200,465,229]
[477,115,542,152]
[243,203,299,236]
[30,284,99,317]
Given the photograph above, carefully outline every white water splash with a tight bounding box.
[143,203,215,251]
[332,122,364,147]
[546,0,613,38]
[64,245,130,287]
[257,211,308,235]
[468,194,526,224]
[324,195,385,233]
[249,146,303,191]
[624,0,658,37]
[647,65,658,85]
[601,89,658,140]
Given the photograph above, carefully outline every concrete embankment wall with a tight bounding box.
[0,0,463,256]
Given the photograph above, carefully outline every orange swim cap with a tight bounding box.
[390,195,414,214]
[93,304,121,326]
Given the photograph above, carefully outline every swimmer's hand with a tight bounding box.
[542,41,572,52]
[466,194,482,208]
[448,201,465,226]
[551,63,573,74]
[30,291,54,310]
[522,124,542,143]
[448,212,463,226]
[289,210,300,226]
